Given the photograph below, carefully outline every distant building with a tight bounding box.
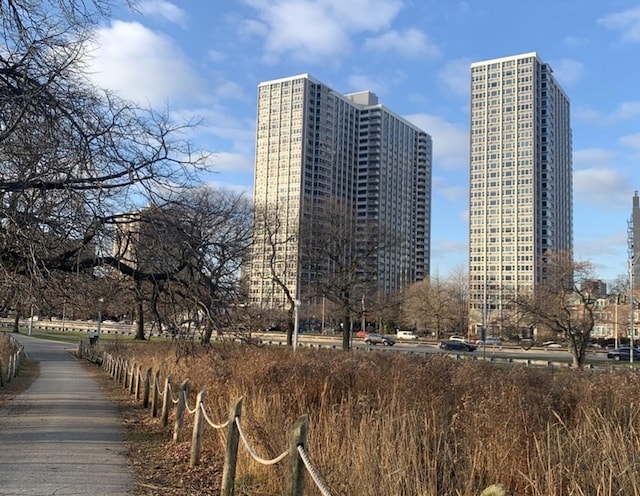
[468,52,573,328]
[632,191,640,283]
[249,74,432,309]
[581,279,607,299]
[112,207,184,274]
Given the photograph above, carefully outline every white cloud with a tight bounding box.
[438,58,471,97]
[575,232,628,265]
[240,0,403,62]
[573,168,629,207]
[138,0,187,27]
[203,178,253,197]
[575,101,640,125]
[551,58,584,86]
[573,148,618,167]
[214,80,250,102]
[404,114,468,169]
[88,21,205,107]
[363,28,440,59]
[619,133,640,150]
[210,151,255,174]
[346,70,406,96]
[347,73,386,95]
[598,6,640,43]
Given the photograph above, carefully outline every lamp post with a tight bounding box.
[293,299,300,351]
[62,300,67,333]
[97,297,104,338]
[321,295,325,335]
[628,214,638,364]
[630,255,638,364]
[27,299,35,336]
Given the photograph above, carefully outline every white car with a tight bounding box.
[397,330,418,340]
[476,337,502,346]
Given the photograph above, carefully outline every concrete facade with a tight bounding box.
[468,52,573,327]
[249,74,432,309]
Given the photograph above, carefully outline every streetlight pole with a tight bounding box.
[630,255,637,364]
[27,300,34,336]
[321,295,325,335]
[97,297,104,338]
[62,300,66,333]
[614,295,619,349]
[293,299,300,351]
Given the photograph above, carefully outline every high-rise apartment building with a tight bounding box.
[250,74,432,309]
[468,52,573,327]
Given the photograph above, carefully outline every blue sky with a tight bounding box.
[87,0,640,283]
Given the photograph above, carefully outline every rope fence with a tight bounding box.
[0,333,26,388]
[93,349,333,496]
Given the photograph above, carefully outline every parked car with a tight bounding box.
[542,341,564,349]
[476,337,502,346]
[439,340,477,352]
[607,346,640,361]
[364,333,396,346]
[396,330,418,340]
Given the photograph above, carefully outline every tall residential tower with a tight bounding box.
[249,74,432,310]
[468,52,573,328]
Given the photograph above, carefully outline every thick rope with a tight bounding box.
[167,383,181,404]
[155,379,163,397]
[234,417,289,465]
[297,445,333,496]
[184,389,198,414]
[199,402,229,429]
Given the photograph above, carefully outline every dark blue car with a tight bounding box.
[439,341,477,352]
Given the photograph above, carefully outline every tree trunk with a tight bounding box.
[342,310,351,350]
[202,326,213,345]
[12,312,19,333]
[286,305,294,346]
[135,297,145,340]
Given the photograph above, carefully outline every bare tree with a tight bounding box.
[301,198,379,350]
[251,204,298,346]
[402,269,468,340]
[515,251,597,368]
[109,187,253,342]
[0,0,209,321]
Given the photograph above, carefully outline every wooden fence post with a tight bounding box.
[134,365,142,400]
[161,376,171,427]
[128,363,135,394]
[117,359,124,384]
[151,370,160,417]
[142,367,152,408]
[8,354,14,383]
[288,415,309,496]
[121,360,129,387]
[173,380,189,443]
[221,398,243,496]
[190,390,206,467]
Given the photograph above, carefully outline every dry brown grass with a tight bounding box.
[98,341,640,495]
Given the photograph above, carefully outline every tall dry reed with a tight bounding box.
[112,342,640,495]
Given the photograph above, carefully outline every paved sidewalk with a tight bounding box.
[0,334,133,495]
